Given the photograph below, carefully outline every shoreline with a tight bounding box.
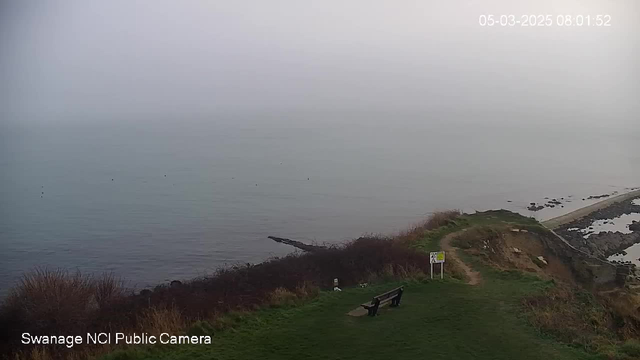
[542,189,640,230]
[549,191,640,263]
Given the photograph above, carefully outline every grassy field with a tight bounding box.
[104,273,595,360]
[102,211,602,360]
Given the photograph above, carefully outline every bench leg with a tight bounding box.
[391,290,403,307]
[396,289,403,305]
[369,300,381,316]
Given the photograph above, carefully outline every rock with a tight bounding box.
[170,280,182,288]
[532,256,547,268]
[513,247,522,254]
[521,229,528,233]
[527,204,545,211]
[511,229,520,232]
[536,256,548,266]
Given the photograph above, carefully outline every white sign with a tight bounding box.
[430,251,445,264]
[429,251,445,280]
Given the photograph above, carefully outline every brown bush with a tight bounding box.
[523,285,615,348]
[395,210,461,244]
[267,288,299,307]
[599,291,640,340]
[138,307,185,335]
[0,236,432,359]
[423,210,462,230]
[0,269,132,359]
[2,269,96,335]
[94,273,127,309]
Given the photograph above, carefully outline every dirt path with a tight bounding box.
[441,230,481,285]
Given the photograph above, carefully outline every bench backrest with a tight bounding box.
[370,286,403,304]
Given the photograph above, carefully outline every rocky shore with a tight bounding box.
[556,197,640,260]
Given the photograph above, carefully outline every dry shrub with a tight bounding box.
[395,210,462,244]
[13,347,52,360]
[3,268,96,335]
[599,291,640,339]
[268,288,299,307]
[111,235,432,324]
[138,307,185,335]
[424,210,462,230]
[441,258,469,282]
[12,348,99,360]
[1,234,433,359]
[382,263,395,279]
[524,285,640,357]
[523,285,614,348]
[294,281,320,299]
[0,268,129,358]
[94,273,127,309]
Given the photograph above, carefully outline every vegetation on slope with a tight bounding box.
[103,275,592,360]
[0,212,459,360]
[5,209,640,360]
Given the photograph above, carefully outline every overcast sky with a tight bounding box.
[1,0,638,126]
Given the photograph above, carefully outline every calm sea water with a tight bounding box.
[1,114,638,294]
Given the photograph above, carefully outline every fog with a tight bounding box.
[1,0,638,127]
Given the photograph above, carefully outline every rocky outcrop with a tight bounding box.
[570,232,640,259]
[540,229,625,286]
[556,198,640,259]
[268,236,327,252]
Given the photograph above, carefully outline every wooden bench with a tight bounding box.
[360,286,404,316]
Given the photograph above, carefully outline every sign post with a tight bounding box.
[430,261,433,279]
[429,251,446,280]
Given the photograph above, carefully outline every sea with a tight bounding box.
[1,113,638,295]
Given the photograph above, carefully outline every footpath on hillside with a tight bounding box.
[440,230,482,285]
[101,210,638,360]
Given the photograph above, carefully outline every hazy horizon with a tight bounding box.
[1,1,639,128]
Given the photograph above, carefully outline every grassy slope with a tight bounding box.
[412,210,544,253]
[103,211,596,360]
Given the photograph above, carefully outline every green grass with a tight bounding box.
[103,274,596,360]
[100,211,599,360]
[413,210,545,254]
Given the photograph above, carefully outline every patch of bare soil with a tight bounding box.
[441,231,481,285]
[451,226,576,285]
